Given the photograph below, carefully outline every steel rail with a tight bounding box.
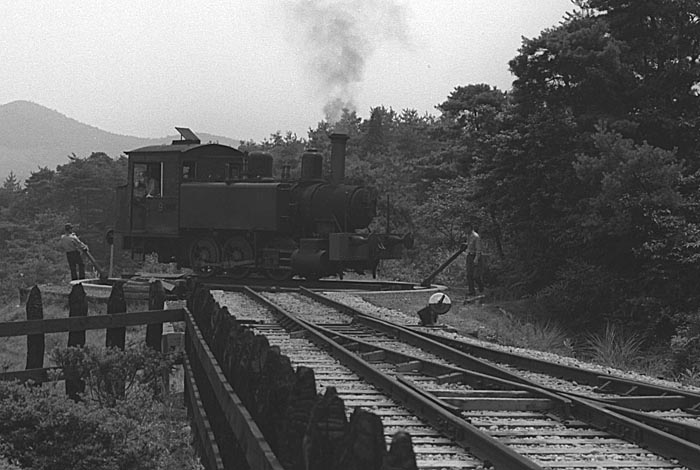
[243,287,544,470]
[568,393,700,446]
[414,328,700,409]
[297,288,700,468]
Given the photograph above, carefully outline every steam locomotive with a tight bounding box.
[114,127,412,280]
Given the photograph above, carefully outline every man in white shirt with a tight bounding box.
[464,222,484,296]
[58,223,88,280]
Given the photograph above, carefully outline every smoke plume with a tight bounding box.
[289,0,409,123]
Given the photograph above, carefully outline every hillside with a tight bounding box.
[0,100,241,183]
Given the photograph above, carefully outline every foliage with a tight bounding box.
[454,0,700,352]
[498,318,573,356]
[669,310,700,375]
[467,306,573,356]
[583,323,644,369]
[0,379,199,470]
[579,0,700,164]
[51,345,178,406]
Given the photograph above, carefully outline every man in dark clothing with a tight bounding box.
[58,224,88,280]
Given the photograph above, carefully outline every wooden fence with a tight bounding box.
[0,282,416,470]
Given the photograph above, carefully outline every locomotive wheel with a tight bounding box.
[263,237,296,281]
[188,237,220,274]
[221,236,253,280]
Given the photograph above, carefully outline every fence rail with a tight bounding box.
[0,309,184,337]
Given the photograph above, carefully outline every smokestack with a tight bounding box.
[329,132,349,184]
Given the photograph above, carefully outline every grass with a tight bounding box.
[676,366,700,387]
[493,316,573,355]
[583,323,644,370]
[466,306,574,356]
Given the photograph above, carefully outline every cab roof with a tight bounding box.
[126,142,244,156]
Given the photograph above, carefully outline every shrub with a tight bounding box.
[0,345,198,470]
[51,345,178,406]
[583,323,643,369]
[675,367,700,387]
[492,315,573,356]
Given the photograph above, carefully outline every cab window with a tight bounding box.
[133,162,162,198]
[182,161,196,181]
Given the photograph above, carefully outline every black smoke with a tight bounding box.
[289,0,409,123]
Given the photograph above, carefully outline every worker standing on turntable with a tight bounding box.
[58,223,89,280]
[464,221,484,297]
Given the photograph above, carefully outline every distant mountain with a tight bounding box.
[0,100,241,184]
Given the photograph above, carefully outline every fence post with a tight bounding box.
[146,280,165,351]
[105,281,127,400]
[279,366,319,469]
[66,284,88,400]
[383,431,418,470]
[303,387,348,469]
[25,285,44,370]
[340,408,387,470]
[255,346,295,456]
[106,281,126,350]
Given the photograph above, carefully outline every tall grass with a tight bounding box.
[584,324,643,369]
[474,308,573,355]
[676,366,700,387]
[495,319,572,355]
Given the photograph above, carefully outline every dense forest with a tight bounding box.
[1,1,699,371]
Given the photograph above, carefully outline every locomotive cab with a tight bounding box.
[116,128,249,263]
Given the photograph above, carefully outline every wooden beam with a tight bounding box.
[66,284,88,399]
[0,367,62,383]
[25,286,44,370]
[0,309,185,337]
[184,357,225,470]
[146,281,165,351]
[184,309,284,470]
[106,282,126,350]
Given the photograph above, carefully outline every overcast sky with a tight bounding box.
[2,0,575,141]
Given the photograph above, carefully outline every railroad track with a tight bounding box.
[294,288,700,446]
[245,288,700,469]
[212,289,535,469]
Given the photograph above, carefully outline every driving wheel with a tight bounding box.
[221,236,253,280]
[188,237,220,274]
